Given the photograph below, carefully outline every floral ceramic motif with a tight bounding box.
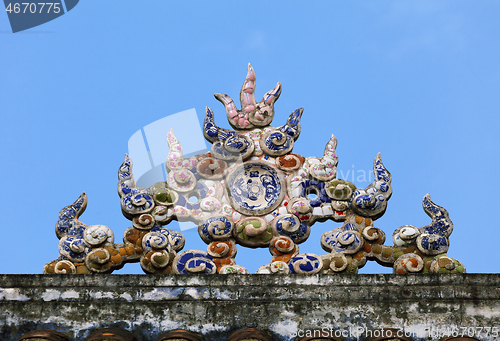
[44,64,465,275]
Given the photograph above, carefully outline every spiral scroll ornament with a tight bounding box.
[288,253,323,274]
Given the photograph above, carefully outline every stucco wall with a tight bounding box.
[1,274,499,341]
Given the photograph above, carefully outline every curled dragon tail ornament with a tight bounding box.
[416,194,453,255]
[203,106,254,160]
[391,194,464,274]
[118,154,155,219]
[260,108,303,157]
[352,153,392,219]
[45,193,115,274]
[55,192,87,240]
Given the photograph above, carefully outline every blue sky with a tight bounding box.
[1,1,499,274]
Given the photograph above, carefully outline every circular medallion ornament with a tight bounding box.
[150,182,178,206]
[160,227,185,251]
[226,162,285,216]
[207,240,237,258]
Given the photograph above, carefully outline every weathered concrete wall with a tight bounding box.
[1,274,499,341]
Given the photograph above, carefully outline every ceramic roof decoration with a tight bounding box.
[43,64,465,275]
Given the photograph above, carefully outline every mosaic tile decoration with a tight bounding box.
[44,64,465,275]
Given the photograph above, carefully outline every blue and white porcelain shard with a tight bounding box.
[301,180,331,207]
[420,194,453,238]
[279,108,303,141]
[274,214,310,244]
[320,227,364,254]
[59,237,89,262]
[118,154,155,219]
[288,253,323,274]
[204,107,254,160]
[198,216,233,243]
[351,153,392,219]
[142,232,170,252]
[56,192,87,238]
[159,227,185,251]
[226,162,285,215]
[172,250,216,275]
[415,194,453,255]
[260,131,294,156]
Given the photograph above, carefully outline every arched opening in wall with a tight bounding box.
[155,329,203,341]
[227,328,273,341]
[86,328,137,341]
[298,334,342,341]
[18,329,69,341]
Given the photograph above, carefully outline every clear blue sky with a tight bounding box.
[1,1,499,274]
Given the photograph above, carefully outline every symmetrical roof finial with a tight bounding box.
[44,64,465,275]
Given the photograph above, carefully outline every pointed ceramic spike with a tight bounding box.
[287,107,303,126]
[327,134,338,151]
[55,192,88,239]
[262,82,282,105]
[416,194,454,254]
[166,129,183,156]
[373,153,392,183]
[423,194,438,217]
[118,154,134,182]
[203,106,220,143]
[59,192,87,220]
[352,153,393,218]
[280,108,303,140]
[240,63,257,112]
[214,93,236,113]
[321,134,339,167]
[117,153,141,198]
[422,194,452,233]
[214,93,237,116]
[165,128,186,171]
[166,129,180,150]
[213,93,247,129]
